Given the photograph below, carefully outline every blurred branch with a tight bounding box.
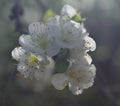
[10,0,47,34]
[9,0,27,34]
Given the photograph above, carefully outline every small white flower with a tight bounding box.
[51,58,96,95]
[19,22,61,57]
[12,47,55,81]
[54,20,84,48]
[61,4,77,20]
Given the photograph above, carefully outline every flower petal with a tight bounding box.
[17,62,30,78]
[51,73,68,90]
[61,5,76,19]
[28,22,46,35]
[78,64,96,89]
[83,36,96,52]
[46,42,61,57]
[43,57,55,82]
[19,34,37,53]
[11,47,26,61]
[68,81,83,95]
[70,50,92,65]
[47,16,62,38]
[55,20,82,48]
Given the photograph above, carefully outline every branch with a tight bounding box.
[9,0,27,34]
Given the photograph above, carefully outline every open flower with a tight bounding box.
[57,20,81,48]
[70,36,96,61]
[51,58,96,95]
[12,47,55,81]
[19,22,61,57]
[50,20,85,49]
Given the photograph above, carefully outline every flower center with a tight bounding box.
[68,70,81,83]
[28,55,38,64]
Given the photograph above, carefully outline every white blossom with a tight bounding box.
[12,47,55,81]
[11,4,97,95]
[53,20,84,48]
[46,17,89,49]
[51,59,96,95]
[19,22,61,57]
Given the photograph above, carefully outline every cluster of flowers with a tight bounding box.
[11,5,96,95]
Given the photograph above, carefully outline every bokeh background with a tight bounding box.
[0,0,120,106]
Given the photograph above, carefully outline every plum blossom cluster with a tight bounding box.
[11,5,96,95]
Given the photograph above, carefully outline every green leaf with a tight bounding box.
[55,49,70,73]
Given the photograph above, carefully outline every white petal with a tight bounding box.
[43,57,55,82]
[84,36,96,51]
[19,34,37,53]
[29,22,46,35]
[51,73,69,90]
[55,20,82,48]
[46,42,61,57]
[88,64,96,77]
[47,23,61,38]
[78,64,96,89]
[61,5,76,19]
[47,15,60,24]
[63,21,82,38]
[45,56,55,70]
[11,47,26,61]
[55,38,74,48]
[17,62,30,78]
[47,16,61,38]
[70,50,92,65]
[17,62,27,72]
[68,81,83,95]
[79,53,92,65]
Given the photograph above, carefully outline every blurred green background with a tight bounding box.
[0,0,120,106]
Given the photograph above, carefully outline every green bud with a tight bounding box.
[71,13,82,22]
[43,9,55,20]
